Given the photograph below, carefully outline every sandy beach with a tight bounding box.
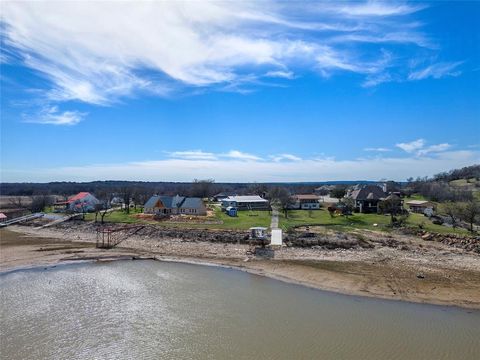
[1,224,480,309]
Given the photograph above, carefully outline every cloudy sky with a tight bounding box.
[1,1,479,182]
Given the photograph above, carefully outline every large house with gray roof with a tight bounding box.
[345,184,387,213]
[144,195,206,216]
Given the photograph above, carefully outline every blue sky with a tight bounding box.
[1,1,479,182]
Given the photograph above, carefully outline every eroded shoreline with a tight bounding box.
[2,224,480,309]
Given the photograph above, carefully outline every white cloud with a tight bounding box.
[223,150,262,161]
[23,106,86,125]
[364,147,391,152]
[332,2,426,17]
[417,143,452,156]
[270,154,303,162]
[169,150,303,162]
[396,139,426,153]
[0,0,446,107]
[329,32,434,49]
[3,150,478,183]
[167,150,218,161]
[408,61,463,81]
[396,139,453,157]
[265,70,295,79]
[362,73,393,88]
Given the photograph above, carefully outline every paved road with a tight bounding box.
[271,207,279,229]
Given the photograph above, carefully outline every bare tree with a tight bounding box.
[248,183,269,197]
[119,187,132,214]
[340,197,355,219]
[132,188,152,212]
[440,201,461,228]
[458,200,480,232]
[190,179,215,198]
[378,195,403,224]
[30,195,55,213]
[8,196,26,209]
[94,203,111,224]
[268,187,292,218]
[94,190,114,223]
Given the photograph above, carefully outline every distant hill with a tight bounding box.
[406,164,479,202]
[432,164,480,183]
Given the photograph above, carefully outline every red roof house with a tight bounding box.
[65,192,100,212]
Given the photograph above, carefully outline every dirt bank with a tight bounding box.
[2,224,480,309]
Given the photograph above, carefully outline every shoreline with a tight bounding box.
[3,253,480,312]
[2,225,480,310]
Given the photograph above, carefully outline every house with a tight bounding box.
[290,194,320,210]
[56,192,100,213]
[381,181,402,194]
[180,197,206,215]
[144,195,206,216]
[211,192,232,202]
[0,213,7,223]
[346,185,386,213]
[110,196,124,206]
[221,195,270,211]
[314,185,335,195]
[406,200,435,214]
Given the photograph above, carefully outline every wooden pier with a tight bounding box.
[96,225,144,249]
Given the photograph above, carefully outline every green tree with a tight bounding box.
[330,185,347,200]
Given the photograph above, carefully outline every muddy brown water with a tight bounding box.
[1,260,479,360]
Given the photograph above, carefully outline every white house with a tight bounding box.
[144,195,207,216]
[290,194,321,210]
[221,195,270,211]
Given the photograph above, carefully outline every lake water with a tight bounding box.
[1,260,479,359]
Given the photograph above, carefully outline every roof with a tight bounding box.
[348,185,386,201]
[180,197,204,210]
[144,195,204,210]
[144,195,184,209]
[0,213,7,219]
[223,195,268,203]
[144,195,160,209]
[68,192,91,203]
[292,194,320,200]
[406,200,431,206]
[385,194,401,200]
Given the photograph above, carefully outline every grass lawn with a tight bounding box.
[403,194,428,202]
[279,210,392,232]
[84,208,150,224]
[81,207,470,235]
[406,213,469,235]
[279,209,470,235]
[83,207,272,230]
[212,208,271,229]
